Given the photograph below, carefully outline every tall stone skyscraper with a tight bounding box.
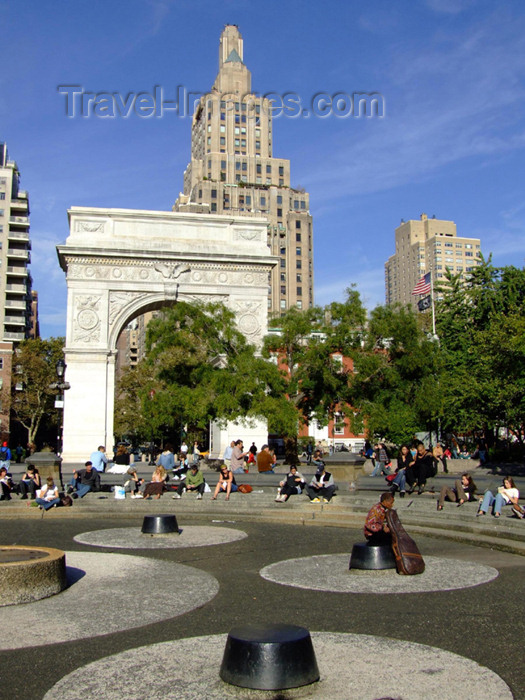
[0,142,36,442]
[174,24,314,315]
[385,213,482,309]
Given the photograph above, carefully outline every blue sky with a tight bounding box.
[1,0,525,338]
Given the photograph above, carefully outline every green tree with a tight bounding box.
[263,288,367,455]
[436,259,525,444]
[10,337,65,446]
[348,304,442,444]
[115,301,297,443]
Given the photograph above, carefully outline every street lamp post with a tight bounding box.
[50,359,70,456]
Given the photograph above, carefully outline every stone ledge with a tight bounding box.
[0,546,67,606]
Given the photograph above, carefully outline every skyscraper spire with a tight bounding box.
[174,26,314,315]
[214,24,251,95]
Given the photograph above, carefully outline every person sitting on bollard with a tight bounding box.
[477,476,519,519]
[67,461,101,498]
[275,465,306,502]
[173,463,205,500]
[0,466,14,500]
[364,492,394,545]
[18,464,41,500]
[211,465,238,501]
[437,473,477,510]
[142,465,168,500]
[306,465,336,503]
[35,476,61,511]
[125,465,144,498]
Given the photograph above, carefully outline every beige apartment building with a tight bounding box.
[385,213,482,309]
[0,142,36,441]
[174,24,314,315]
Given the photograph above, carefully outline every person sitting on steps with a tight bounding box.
[173,463,205,500]
[306,465,336,503]
[437,473,477,510]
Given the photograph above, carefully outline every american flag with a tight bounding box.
[411,272,431,296]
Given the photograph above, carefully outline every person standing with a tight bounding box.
[222,440,235,469]
[371,443,392,477]
[433,443,448,473]
[306,442,313,464]
[230,440,249,474]
[0,442,12,470]
[90,446,108,473]
[192,441,201,464]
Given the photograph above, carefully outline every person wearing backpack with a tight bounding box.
[0,442,11,470]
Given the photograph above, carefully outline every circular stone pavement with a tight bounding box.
[43,632,512,699]
[0,551,218,650]
[74,525,247,549]
[260,554,498,594]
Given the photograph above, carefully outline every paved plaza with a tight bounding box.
[1,492,525,699]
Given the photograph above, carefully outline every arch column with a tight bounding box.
[62,350,116,463]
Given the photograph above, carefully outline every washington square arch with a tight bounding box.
[56,206,275,463]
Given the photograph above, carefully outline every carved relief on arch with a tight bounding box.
[73,294,102,344]
[108,291,149,326]
[230,299,263,343]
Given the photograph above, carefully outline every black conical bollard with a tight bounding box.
[220,623,320,690]
[141,514,179,535]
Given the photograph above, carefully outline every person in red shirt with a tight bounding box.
[364,492,394,545]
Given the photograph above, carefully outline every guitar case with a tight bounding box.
[386,509,425,575]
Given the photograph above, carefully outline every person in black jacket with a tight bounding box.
[410,443,437,495]
[276,465,306,502]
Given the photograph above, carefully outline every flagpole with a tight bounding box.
[430,270,436,337]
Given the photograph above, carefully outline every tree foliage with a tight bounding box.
[436,259,525,443]
[115,301,297,443]
[11,337,65,446]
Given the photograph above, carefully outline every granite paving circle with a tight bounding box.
[0,551,218,650]
[74,525,247,549]
[260,554,498,594]
[42,632,512,699]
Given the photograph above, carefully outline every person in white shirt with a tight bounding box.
[477,476,519,518]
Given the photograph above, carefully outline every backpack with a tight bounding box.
[0,447,8,460]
